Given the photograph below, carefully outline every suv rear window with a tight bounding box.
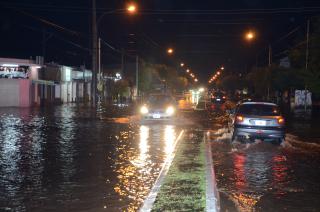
[237,104,281,116]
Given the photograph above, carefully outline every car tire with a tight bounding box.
[231,133,237,142]
[271,138,285,145]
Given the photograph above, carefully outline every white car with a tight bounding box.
[140,94,177,120]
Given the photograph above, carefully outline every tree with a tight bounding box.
[289,17,320,98]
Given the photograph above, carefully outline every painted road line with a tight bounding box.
[205,133,221,212]
[139,130,185,212]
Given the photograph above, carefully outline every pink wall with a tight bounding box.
[19,79,31,107]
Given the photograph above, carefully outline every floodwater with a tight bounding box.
[209,128,320,212]
[0,105,181,212]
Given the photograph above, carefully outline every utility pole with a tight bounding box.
[268,44,272,67]
[91,0,98,106]
[304,19,310,112]
[42,28,46,63]
[98,37,101,79]
[121,48,125,76]
[136,55,139,98]
[267,44,272,101]
[306,20,310,70]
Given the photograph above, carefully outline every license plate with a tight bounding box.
[153,114,161,119]
[255,120,266,126]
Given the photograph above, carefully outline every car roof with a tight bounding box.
[241,102,277,106]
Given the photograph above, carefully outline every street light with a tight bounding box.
[127,3,137,14]
[194,78,198,82]
[245,31,255,41]
[186,69,190,73]
[180,63,185,67]
[221,66,225,70]
[167,48,174,55]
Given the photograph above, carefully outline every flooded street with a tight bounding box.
[209,127,320,212]
[1,104,320,212]
[0,105,182,211]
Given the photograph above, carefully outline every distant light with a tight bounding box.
[194,78,198,82]
[167,48,174,54]
[245,31,255,40]
[221,66,225,70]
[217,71,221,75]
[2,64,19,67]
[199,87,205,92]
[180,63,185,67]
[127,3,137,13]
[186,69,190,73]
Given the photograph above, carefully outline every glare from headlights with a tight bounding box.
[166,106,175,115]
[140,106,149,114]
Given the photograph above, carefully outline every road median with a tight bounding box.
[150,131,207,211]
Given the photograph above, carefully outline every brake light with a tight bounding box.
[236,115,244,123]
[278,117,285,124]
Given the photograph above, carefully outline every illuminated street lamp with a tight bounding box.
[194,78,198,82]
[167,48,174,55]
[245,31,255,41]
[127,3,137,14]
[180,63,185,67]
[217,71,221,75]
[221,66,225,70]
[186,69,190,73]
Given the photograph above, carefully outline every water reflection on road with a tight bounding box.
[0,105,180,212]
[209,129,320,211]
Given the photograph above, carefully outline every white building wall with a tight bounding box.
[72,82,77,102]
[55,85,61,98]
[0,79,20,106]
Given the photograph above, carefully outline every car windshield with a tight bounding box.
[237,104,281,116]
[147,95,174,105]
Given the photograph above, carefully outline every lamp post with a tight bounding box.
[92,1,137,106]
[245,30,272,67]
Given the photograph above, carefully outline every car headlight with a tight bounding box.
[140,106,149,114]
[166,106,175,115]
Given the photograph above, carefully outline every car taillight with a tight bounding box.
[278,117,285,125]
[236,115,244,123]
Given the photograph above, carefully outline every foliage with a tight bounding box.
[288,17,320,97]
[111,79,129,97]
[152,132,206,211]
[138,61,155,93]
[138,61,191,93]
[242,17,320,98]
[216,74,246,93]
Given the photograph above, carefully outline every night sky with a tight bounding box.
[1,0,320,82]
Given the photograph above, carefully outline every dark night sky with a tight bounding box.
[1,0,320,82]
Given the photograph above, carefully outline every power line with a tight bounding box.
[2,3,320,15]
[15,10,81,37]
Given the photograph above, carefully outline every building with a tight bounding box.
[0,57,43,107]
[0,57,92,107]
[44,63,92,103]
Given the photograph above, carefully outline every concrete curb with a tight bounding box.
[139,130,185,212]
[205,133,221,212]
